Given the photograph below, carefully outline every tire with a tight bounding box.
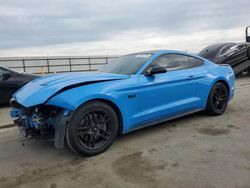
[66,101,119,156]
[247,67,250,76]
[248,48,250,59]
[206,82,229,116]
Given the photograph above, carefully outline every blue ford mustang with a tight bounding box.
[10,50,235,156]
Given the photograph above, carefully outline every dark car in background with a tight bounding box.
[198,26,250,75]
[0,66,39,104]
[198,42,250,67]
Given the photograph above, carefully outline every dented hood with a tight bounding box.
[14,72,129,107]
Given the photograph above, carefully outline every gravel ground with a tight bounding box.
[0,77,250,188]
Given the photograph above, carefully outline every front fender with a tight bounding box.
[47,92,123,112]
[46,85,128,131]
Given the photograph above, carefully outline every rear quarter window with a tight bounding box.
[188,56,204,68]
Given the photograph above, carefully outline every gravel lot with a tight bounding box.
[0,77,250,188]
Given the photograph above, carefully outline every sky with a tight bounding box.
[0,0,249,57]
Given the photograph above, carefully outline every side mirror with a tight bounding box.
[145,66,167,76]
[2,71,11,81]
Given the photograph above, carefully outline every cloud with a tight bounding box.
[0,0,249,56]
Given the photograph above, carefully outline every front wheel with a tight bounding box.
[206,82,229,116]
[247,67,250,76]
[248,48,250,59]
[66,101,119,156]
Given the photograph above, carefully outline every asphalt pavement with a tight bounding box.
[0,106,12,127]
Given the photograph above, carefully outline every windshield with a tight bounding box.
[220,44,237,56]
[99,53,152,75]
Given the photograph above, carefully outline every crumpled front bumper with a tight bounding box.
[9,100,72,149]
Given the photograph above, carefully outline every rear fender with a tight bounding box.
[205,73,234,108]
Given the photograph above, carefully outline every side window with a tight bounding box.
[145,54,190,72]
[188,56,204,68]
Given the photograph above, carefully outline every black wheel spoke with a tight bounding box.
[103,130,111,136]
[98,132,110,140]
[77,131,89,137]
[214,102,219,109]
[100,114,108,124]
[220,101,225,108]
[77,127,90,136]
[99,130,111,139]
[214,93,219,99]
[77,127,89,131]
[220,95,227,100]
[213,97,218,104]
[93,113,99,124]
[217,87,222,95]
[96,113,101,124]
[218,102,222,110]
[87,135,92,148]
[88,113,94,126]
[103,117,111,125]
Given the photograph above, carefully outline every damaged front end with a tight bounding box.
[10,99,72,149]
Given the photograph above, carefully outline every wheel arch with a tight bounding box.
[210,77,230,96]
[47,91,126,135]
[205,79,230,115]
[216,79,230,96]
[204,78,230,108]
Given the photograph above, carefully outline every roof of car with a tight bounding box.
[128,50,158,55]
[198,43,237,60]
[128,50,206,61]
[129,49,190,55]
[200,43,236,51]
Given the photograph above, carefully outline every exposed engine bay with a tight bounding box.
[10,100,71,148]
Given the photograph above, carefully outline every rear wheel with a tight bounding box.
[206,82,229,116]
[66,101,119,156]
[248,47,250,59]
[247,47,250,75]
[248,67,250,75]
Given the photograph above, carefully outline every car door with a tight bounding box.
[137,53,203,126]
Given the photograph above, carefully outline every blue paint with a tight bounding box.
[10,108,22,118]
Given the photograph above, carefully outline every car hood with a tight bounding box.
[14,72,129,107]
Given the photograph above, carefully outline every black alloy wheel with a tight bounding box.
[206,82,229,116]
[66,101,119,156]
